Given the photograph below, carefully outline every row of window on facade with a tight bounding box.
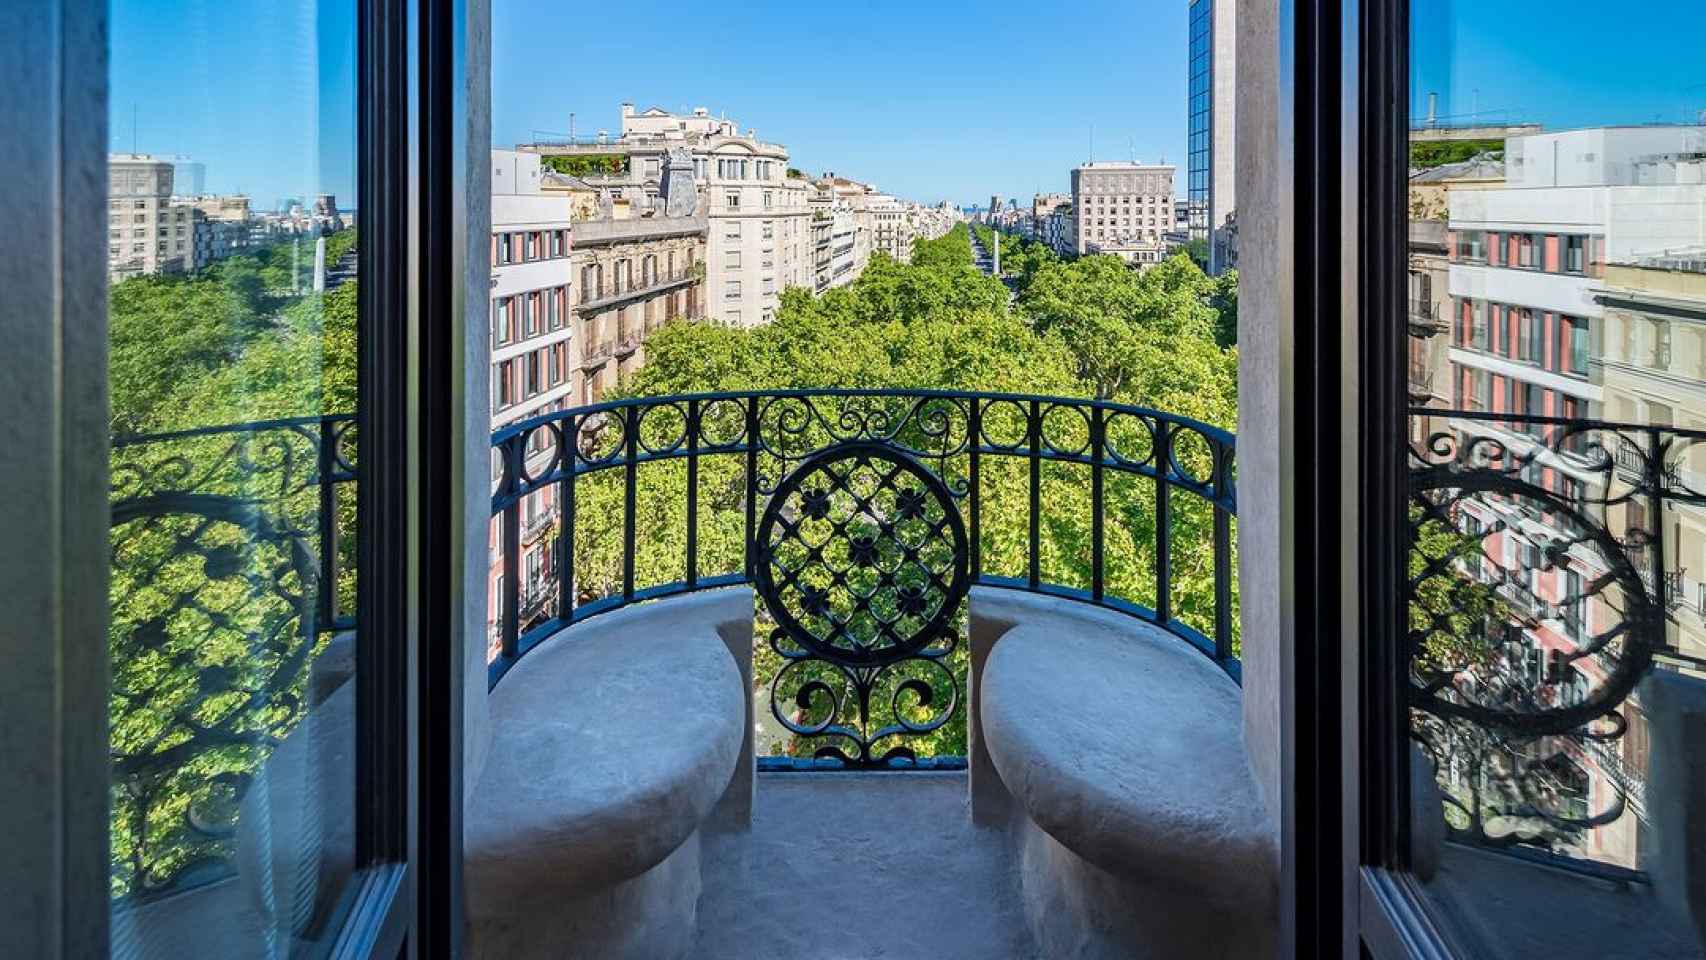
[724,250,775,270]
[492,341,572,411]
[493,228,570,266]
[1454,365,1588,426]
[1455,298,1593,377]
[493,285,569,347]
[724,190,785,211]
[1455,229,1595,276]
[109,242,186,256]
[577,250,696,301]
[712,157,778,182]
[1083,196,1172,208]
[723,277,776,299]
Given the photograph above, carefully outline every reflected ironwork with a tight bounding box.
[1407,407,1705,862]
[108,414,355,899]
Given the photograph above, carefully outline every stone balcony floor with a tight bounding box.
[691,771,1038,960]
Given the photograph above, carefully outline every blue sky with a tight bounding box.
[1411,0,1706,130]
[109,1,1706,209]
[109,0,357,209]
[493,0,1192,207]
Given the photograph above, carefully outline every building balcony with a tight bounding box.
[519,510,553,546]
[101,399,1706,959]
[1408,297,1448,336]
[578,340,615,369]
[570,213,706,247]
[473,388,1260,956]
[574,270,697,315]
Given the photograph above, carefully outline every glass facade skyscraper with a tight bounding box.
[1187,0,1212,244]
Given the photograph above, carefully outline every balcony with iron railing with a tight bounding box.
[473,388,1265,955]
[573,267,697,315]
[104,399,1706,958]
[1408,297,1448,336]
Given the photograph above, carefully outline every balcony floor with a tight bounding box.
[692,771,1037,959]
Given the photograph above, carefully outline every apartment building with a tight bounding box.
[1444,125,1706,868]
[866,193,915,264]
[107,154,198,280]
[522,104,810,328]
[1187,0,1235,274]
[1408,154,1506,441]
[1039,203,1074,255]
[542,151,707,403]
[487,149,577,651]
[1595,257,1706,666]
[1032,193,1070,239]
[805,176,865,293]
[1070,161,1176,267]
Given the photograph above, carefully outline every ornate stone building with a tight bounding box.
[523,104,809,328]
[542,148,708,403]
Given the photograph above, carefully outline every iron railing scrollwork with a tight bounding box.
[108,414,356,900]
[1407,407,1706,871]
[488,389,1240,765]
[752,441,971,766]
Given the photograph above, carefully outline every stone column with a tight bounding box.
[462,0,494,799]
[1235,0,1285,833]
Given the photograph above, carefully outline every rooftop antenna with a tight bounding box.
[132,102,138,155]
[1089,125,1095,164]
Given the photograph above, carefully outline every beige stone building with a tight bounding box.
[1594,259,1706,665]
[522,104,810,328]
[1070,162,1176,268]
[564,208,706,403]
[107,154,198,280]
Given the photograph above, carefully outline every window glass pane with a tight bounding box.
[1407,3,1706,955]
[106,0,360,952]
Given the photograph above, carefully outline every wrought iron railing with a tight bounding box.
[108,413,356,900]
[1408,407,1706,874]
[488,389,1239,764]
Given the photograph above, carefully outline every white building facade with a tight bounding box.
[1071,161,1177,267]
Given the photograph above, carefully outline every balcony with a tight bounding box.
[1408,297,1447,336]
[103,397,1706,959]
[574,269,697,316]
[476,388,1262,956]
[578,340,615,369]
[519,509,553,545]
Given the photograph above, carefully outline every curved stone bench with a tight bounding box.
[465,588,754,960]
[969,588,1277,959]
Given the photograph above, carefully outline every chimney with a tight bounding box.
[1427,92,1439,127]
